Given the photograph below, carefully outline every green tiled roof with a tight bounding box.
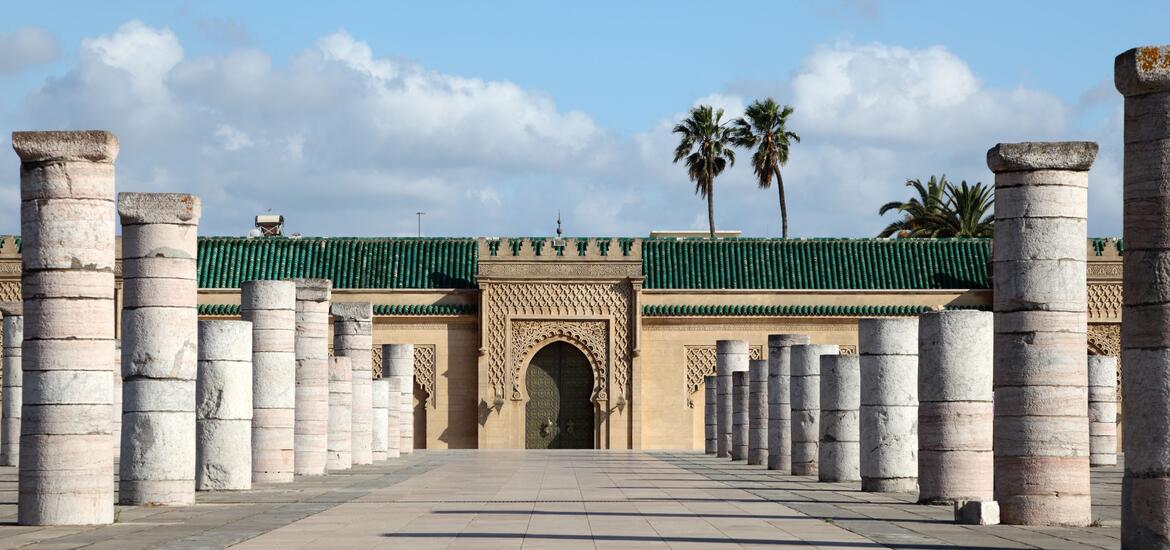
[641,238,991,290]
[197,237,478,289]
[199,303,477,316]
[643,304,989,317]
[198,304,241,315]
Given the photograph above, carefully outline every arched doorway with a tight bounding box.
[525,341,595,449]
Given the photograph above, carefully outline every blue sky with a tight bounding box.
[1,1,1165,237]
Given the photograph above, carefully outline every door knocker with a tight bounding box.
[540,418,553,437]
[565,419,576,434]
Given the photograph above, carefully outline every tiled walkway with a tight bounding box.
[0,450,1121,549]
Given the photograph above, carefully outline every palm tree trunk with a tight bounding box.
[707,179,716,238]
[774,165,788,239]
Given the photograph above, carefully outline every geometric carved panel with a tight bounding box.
[684,345,763,407]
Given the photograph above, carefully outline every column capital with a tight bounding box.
[117,193,201,225]
[1115,45,1170,96]
[12,130,119,163]
[986,141,1098,173]
[330,301,372,321]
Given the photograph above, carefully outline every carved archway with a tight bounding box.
[510,320,609,403]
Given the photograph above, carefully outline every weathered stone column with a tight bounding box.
[792,344,838,476]
[819,355,860,482]
[989,141,1096,526]
[716,340,747,458]
[918,310,993,504]
[372,378,389,461]
[1,308,22,467]
[333,303,373,464]
[704,375,717,454]
[117,192,200,506]
[112,341,121,463]
[383,344,415,454]
[196,320,252,491]
[859,318,918,493]
[326,356,352,470]
[1117,46,1170,549]
[731,370,749,460]
[291,279,330,476]
[242,280,297,483]
[747,360,768,465]
[14,130,117,525]
[768,334,808,471]
[1087,355,1118,467]
[386,376,401,459]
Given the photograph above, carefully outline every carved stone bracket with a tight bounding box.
[684,344,762,407]
[510,319,609,403]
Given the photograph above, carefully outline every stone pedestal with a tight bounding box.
[918,310,993,504]
[372,379,390,461]
[1087,355,1117,466]
[327,356,353,470]
[1117,46,1170,548]
[386,377,401,459]
[731,370,749,461]
[117,192,200,506]
[859,318,918,493]
[1,309,22,467]
[383,344,415,455]
[792,344,838,476]
[768,334,809,472]
[112,341,121,463]
[291,279,331,476]
[716,340,748,459]
[989,141,1096,526]
[242,280,297,483]
[333,303,373,464]
[704,375,717,454]
[819,355,860,482]
[196,320,252,491]
[14,130,118,525]
[747,361,768,465]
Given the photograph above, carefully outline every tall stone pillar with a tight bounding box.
[1087,355,1118,467]
[792,344,838,476]
[383,344,415,454]
[112,341,121,463]
[386,376,401,459]
[326,356,353,470]
[768,334,809,471]
[859,318,918,493]
[1117,45,1170,549]
[14,130,117,525]
[731,370,749,460]
[291,279,331,476]
[372,378,390,461]
[747,360,768,465]
[1,308,22,467]
[704,375,717,454]
[716,340,747,458]
[195,320,252,491]
[989,141,1096,526]
[819,355,860,482]
[918,310,993,504]
[333,303,373,463]
[117,192,200,506]
[241,280,297,483]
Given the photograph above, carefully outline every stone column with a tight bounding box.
[768,334,809,472]
[112,341,121,463]
[859,318,918,493]
[1,308,22,467]
[117,192,200,506]
[1117,45,1170,549]
[386,376,401,459]
[731,370,749,460]
[747,361,768,465]
[241,280,297,483]
[327,356,352,470]
[792,344,838,476]
[704,375,717,454]
[372,378,390,461]
[291,279,331,476]
[716,340,747,458]
[195,320,252,491]
[14,131,117,525]
[918,310,993,504]
[989,141,1096,526]
[333,303,373,464]
[1087,355,1118,467]
[819,355,860,482]
[383,344,415,454]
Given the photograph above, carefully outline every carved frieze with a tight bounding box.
[1088,283,1122,322]
[510,319,609,402]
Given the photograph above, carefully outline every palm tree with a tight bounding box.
[932,180,994,237]
[672,105,737,237]
[877,175,994,238]
[878,176,948,238]
[731,98,800,238]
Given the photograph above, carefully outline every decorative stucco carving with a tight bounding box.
[1087,262,1123,279]
[1088,283,1122,322]
[510,319,609,402]
[683,344,763,407]
[414,344,437,408]
[838,345,858,356]
[0,281,18,302]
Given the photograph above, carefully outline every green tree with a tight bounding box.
[932,180,995,237]
[672,105,737,237]
[731,98,800,238]
[877,175,994,238]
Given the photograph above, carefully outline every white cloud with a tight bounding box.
[0,26,60,74]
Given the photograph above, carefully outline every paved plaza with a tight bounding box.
[0,450,1121,549]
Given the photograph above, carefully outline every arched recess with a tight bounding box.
[524,341,596,449]
[509,320,609,403]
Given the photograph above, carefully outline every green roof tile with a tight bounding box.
[642,304,989,317]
